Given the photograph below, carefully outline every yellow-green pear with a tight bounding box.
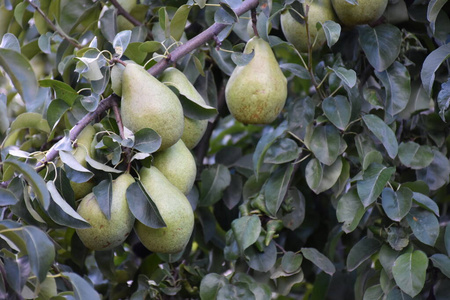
[135,166,194,254]
[280,0,336,53]
[152,140,196,195]
[117,0,137,31]
[111,61,136,97]
[331,0,388,27]
[225,37,287,124]
[160,67,208,149]
[76,173,135,250]
[121,63,184,151]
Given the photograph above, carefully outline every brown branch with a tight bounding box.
[251,8,259,37]
[109,0,153,40]
[112,100,125,139]
[27,0,83,49]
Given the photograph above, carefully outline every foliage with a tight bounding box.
[0,0,450,299]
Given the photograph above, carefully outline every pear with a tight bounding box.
[152,140,196,195]
[121,63,184,150]
[225,37,287,124]
[76,173,135,250]
[135,166,194,254]
[331,0,388,27]
[117,0,137,31]
[160,67,208,149]
[111,60,136,97]
[281,0,336,53]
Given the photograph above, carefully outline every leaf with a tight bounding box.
[337,189,365,233]
[170,5,191,41]
[301,248,336,275]
[430,254,450,278]
[386,288,415,300]
[245,241,277,272]
[427,0,448,31]
[215,3,238,25]
[362,114,398,159]
[200,274,228,300]
[22,226,55,283]
[8,112,50,133]
[358,24,402,72]
[416,149,450,191]
[406,208,439,246]
[322,96,351,130]
[139,41,162,53]
[1,33,20,52]
[280,63,310,79]
[398,142,434,170]
[412,192,439,216]
[40,79,80,106]
[306,158,343,194]
[4,159,50,210]
[199,164,231,207]
[217,283,256,300]
[59,151,93,183]
[0,48,38,108]
[357,163,395,207]
[264,164,294,216]
[280,188,306,231]
[126,181,166,228]
[437,79,450,120]
[445,224,450,256]
[346,237,382,272]
[264,138,301,164]
[392,250,428,297]
[329,67,357,88]
[0,188,18,206]
[281,252,303,274]
[84,155,123,173]
[309,125,345,166]
[133,128,161,153]
[92,177,112,220]
[231,50,255,66]
[381,187,412,222]
[231,216,261,254]
[253,124,287,177]
[47,99,71,130]
[321,20,341,48]
[62,272,101,300]
[363,285,384,300]
[420,43,450,96]
[375,61,411,116]
[113,30,132,57]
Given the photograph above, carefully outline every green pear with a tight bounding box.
[135,166,194,254]
[117,0,137,31]
[160,67,208,149]
[280,0,336,53]
[111,61,136,97]
[225,37,287,124]
[152,140,196,195]
[121,63,184,150]
[76,173,135,250]
[331,0,388,27]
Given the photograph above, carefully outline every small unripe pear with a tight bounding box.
[331,0,388,27]
[76,173,135,250]
[153,140,196,195]
[135,166,194,254]
[225,37,287,124]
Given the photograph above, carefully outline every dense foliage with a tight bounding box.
[0,0,450,299]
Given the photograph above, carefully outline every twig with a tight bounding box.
[251,8,259,38]
[109,0,153,40]
[112,100,125,139]
[27,0,83,49]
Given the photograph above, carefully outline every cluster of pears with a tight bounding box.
[280,0,388,53]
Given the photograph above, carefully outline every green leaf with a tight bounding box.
[362,114,398,159]
[406,208,439,246]
[231,216,261,254]
[375,61,411,116]
[93,177,112,220]
[430,254,450,278]
[133,128,161,153]
[420,43,450,96]
[276,270,304,296]
[139,41,162,53]
[363,285,383,300]
[337,189,365,233]
[4,159,50,210]
[398,142,434,170]
[379,244,409,278]
[217,283,256,300]
[62,272,101,300]
[309,125,345,166]
[199,164,231,207]
[280,63,310,80]
[47,99,71,130]
[280,188,306,231]
[170,5,191,41]
[113,30,132,57]
[215,3,238,25]
[59,151,93,183]
[200,274,228,300]
[437,79,450,120]
[40,79,80,106]
[329,67,356,88]
[8,112,50,133]
[416,149,450,191]
[0,188,18,206]
[1,33,20,52]
[412,192,439,216]
[347,237,382,272]
[281,252,303,274]
[322,96,351,130]
[427,0,448,31]
[306,158,343,194]
[231,50,255,66]
[445,224,450,256]
[381,187,412,221]
[264,164,294,216]
[123,42,147,64]
[321,20,341,48]
[126,181,166,228]
[357,24,402,72]
[84,155,123,174]
[22,226,55,283]
[0,48,38,109]
[386,288,415,300]
[264,138,301,164]
[392,250,428,297]
[357,163,395,208]
[253,124,287,177]
[245,241,277,272]
[301,248,335,276]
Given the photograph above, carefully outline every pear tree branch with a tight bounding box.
[35,0,260,171]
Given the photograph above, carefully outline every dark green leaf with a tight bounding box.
[437,79,450,120]
[217,283,255,300]
[420,43,450,96]
[47,99,70,130]
[427,0,448,31]
[358,24,402,72]
[329,67,356,88]
[386,288,414,300]
[59,151,93,183]
[357,163,395,208]
[62,272,101,300]
[200,273,228,300]
[347,237,382,272]
[301,247,335,275]
[309,125,345,166]
[199,164,231,207]
[416,149,450,191]
[322,96,351,130]
[245,241,277,272]
[322,20,341,48]
[406,208,439,246]
[133,128,161,153]
[93,177,112,220]
[253,124,287,177]
[398,142,434,170]
[215,3,238,25]
[0,188,18,206]
[392,250,428,297]
[445,224,450,256]
[231,216,261,253]
[337,189,365,233]
[381,187,412,221]
[264,164,294,216]
[281,252,303,274]
[264,138,301,164]
[412,192,439,216]
[170,5,191,41]
[362,114,398,159]
[40,79,80,106]
[280,188,306,231]
[306,157,343,194]
[430,254,450,278]
[363,284,383,300]
[276,270,304,296]
[280,63,310,80]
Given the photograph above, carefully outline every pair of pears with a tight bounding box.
[76,139,196,253]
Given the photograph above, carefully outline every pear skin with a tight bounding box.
[281,0,336,53]
[76,173,135,250]
[121,64,184,150]
[331,0,388,27]
[160,67,208,149]
[225,37,287,124]
[152,140,196,195]
[135,166,194,254]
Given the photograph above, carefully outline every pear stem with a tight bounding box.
[251,8,259,37]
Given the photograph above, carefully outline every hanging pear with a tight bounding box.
[121,63,184,150]
[160,67,208,149]
[225,37,287,124]
[135,166,194,254]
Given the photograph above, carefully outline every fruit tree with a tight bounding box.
[0,0,450,299]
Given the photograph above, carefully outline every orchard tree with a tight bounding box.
[0,0,450,299]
